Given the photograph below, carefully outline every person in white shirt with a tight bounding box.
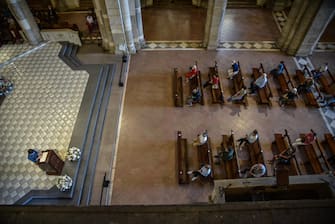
[249,73,268,94]
[237,130,259,149]
[193,130,208,146]
[249,163,266,177]
[227,87,247,102]
[187,164,211,181]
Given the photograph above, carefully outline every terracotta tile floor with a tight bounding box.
[111,50,333,205]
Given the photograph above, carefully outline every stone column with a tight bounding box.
[135,0,145,46]
[277,0,335,56]
[6,0,42,45]
[271,0,292,11]
[142,0,153,8]
[204,0,227,50]
[129,0,140,50]
[119,0,136,53]
[296,0,335,56]
[277,0,308,51]
[93,0,115,52]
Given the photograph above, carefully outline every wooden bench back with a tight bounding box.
[177,131,189,184]
[173,68,183,107]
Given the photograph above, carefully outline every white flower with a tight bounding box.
[67,146,81,161]
[56,174,73,192]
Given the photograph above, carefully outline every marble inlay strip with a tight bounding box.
[142,41,203,50]
[218,41,280,51]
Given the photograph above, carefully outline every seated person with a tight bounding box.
[297,77,314,93]
[227,60,239,79]
[187,87,202,106]
[279,88,298,106]
[215,144,234,162]
[292,131,316,148]
[203,74,220,89]
[249,73,268,94]
[273,148,294,165]
[27,149,41,163]
[318,95,335,107]
[270,61,284,77]
[237,129,259,149]
[193,130,208,146]
[312,63,328,78]
[187,164,211,181]
[211,74,220,89]
[227,87,247,102]
[185,64,198,80]
[249,163,266,177]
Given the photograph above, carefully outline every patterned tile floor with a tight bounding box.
[0,43,89,204]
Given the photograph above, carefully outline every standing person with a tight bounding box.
[7,17,21,43]
[86,15,95,33]
[47,5,58,26]
[27,149,41,163]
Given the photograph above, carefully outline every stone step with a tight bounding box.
[78,65,115,206]
[15,44,116,205]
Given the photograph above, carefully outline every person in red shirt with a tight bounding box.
[211,74,219,89]
[185,64,198,80]
[292,131,316,147]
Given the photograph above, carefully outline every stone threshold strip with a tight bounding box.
[294,56,335,135]
[142,40,280,51]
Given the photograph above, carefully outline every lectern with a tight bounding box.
[37,150,64,175]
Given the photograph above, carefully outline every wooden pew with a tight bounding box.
[299,133,324,174]
[177,131,189,184]
[295,69,319,107]
[208,62,224,104]
[173,68,183,107]
[304,65,334,96]
[245,136,265,168]
[197,137,214,181]
[221,131,241,179]
[273,131,300,175]
[274,63,295,94]
[327,68,335,84]
[189,64,204,105]
[231,61,248,106]
[252,63,272,106]
[324,133,335,157]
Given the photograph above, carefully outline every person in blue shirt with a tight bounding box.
[227,60,239,79]
[27,149,41,163]
[270,61,284,77]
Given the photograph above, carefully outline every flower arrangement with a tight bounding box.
[67,146,81,161]
[56,175,73,192]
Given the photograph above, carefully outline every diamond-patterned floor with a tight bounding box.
[0,43,89,204]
